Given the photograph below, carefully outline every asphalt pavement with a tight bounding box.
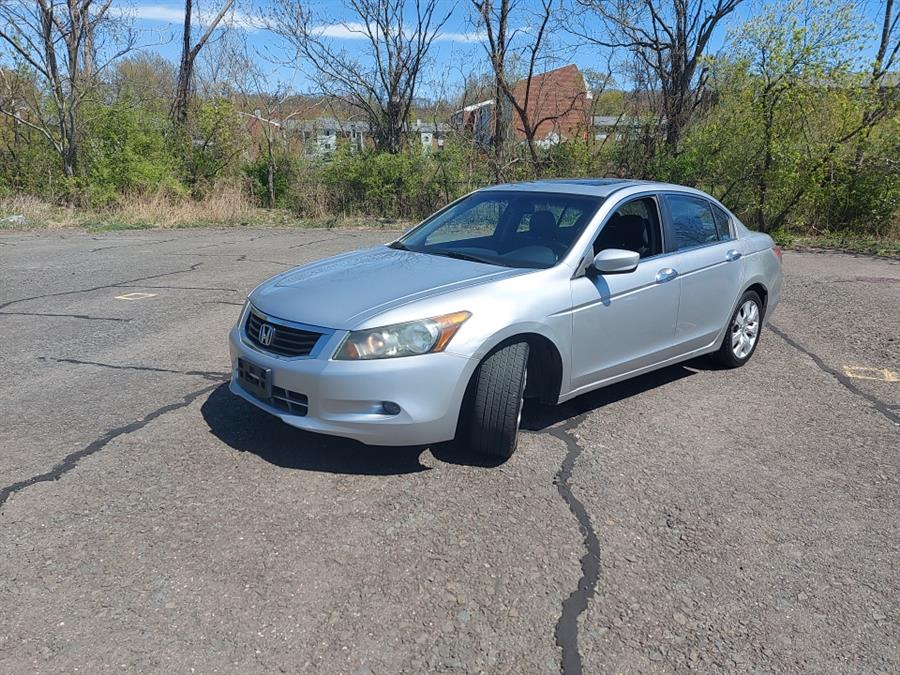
[0,228,897,673]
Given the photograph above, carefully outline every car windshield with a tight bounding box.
[395,190,604,269]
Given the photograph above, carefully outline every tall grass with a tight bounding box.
[1,184,258,230]
[0,194,79,229]
[108,184,257,228]
[0,183,409,231]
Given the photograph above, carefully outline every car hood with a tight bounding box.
[249,246,526,329]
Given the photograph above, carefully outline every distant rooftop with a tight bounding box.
[592,115,644,127]
[457,99,494,113]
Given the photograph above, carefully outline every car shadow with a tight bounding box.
[201,360,704,476]
[521,360,701,431]
[201,384,432,474]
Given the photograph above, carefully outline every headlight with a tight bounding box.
[335,311,471,360]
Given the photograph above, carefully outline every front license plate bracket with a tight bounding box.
[237,358,271,400]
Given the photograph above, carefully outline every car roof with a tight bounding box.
[478,178,698,199]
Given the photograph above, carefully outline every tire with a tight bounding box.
[715,290,763,368]
[466,341,530,459]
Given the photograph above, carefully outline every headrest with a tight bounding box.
[529,211,558,239]
[598,213,648,252]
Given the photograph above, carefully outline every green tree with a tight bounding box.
[178,98,246,195]
[82,100,183,205]
[676,0,898,235]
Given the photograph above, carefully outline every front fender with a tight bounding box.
[449,318,572,404]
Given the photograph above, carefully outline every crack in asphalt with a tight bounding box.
[180,240,242,252]
[287,236,341,249]
[242,258,294,267]
[167,252,294,267]
[549,413,601,675]
[0,311,131,322]
[0,262,203,311]
[90,238,177,253]
[114,283,239,292]
[0,383,220,512]
[172,252,251,260]
[769,323,899,425]
[38,356,229,382]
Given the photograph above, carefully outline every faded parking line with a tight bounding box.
[114,291,157,300]
[769,323,900,425]
[842,366,900,382]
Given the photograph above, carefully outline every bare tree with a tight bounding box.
[470,0,510,179]
[269,0,451,153]
[572,0,745,152]
[474,0,587,172]
[580,65,617,171]
[221,38,301,207]
[171,0,236,126]
[872,0,900,84]
[0,0,133,182]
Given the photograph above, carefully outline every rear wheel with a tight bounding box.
[715,290,763,368]
[466,341,529,459]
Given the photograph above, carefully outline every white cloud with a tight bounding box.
[434,30,485,43]
[122,4,484,42]
[115,4,263,30]
[315,22,370,39]
[314,21,484,42]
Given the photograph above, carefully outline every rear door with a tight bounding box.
[661,193,744,352]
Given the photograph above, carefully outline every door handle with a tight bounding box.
[655,268,678,283]
[726,249,742,262]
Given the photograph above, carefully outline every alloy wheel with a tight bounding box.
[517,369,528,428]
[731,300,760,359]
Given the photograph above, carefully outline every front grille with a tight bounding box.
[245,310,322,357]
[270,386,309,416]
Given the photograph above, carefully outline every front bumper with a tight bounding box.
[228,326,477,446]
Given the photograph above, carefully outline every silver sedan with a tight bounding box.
[229,179,783,458]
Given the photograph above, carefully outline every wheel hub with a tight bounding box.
[731,300,760,359]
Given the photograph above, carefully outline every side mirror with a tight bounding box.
[591,248,640,274]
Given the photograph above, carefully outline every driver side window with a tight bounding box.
[593,197,663,258]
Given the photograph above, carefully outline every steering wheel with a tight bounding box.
[543,241,569,259]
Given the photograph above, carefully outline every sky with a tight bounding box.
[119,0,890,99]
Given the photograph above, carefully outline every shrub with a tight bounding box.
[243,153,303,209]
[321,142,476,220]
[179,98,245,196]
[82,100,183,206]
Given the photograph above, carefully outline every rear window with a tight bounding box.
[711,203,733,241]
[665,194,719,250]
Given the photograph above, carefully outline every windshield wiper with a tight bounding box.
[388,241,408,250]
[428,250,499,265]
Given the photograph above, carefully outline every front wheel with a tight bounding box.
[466,341,529,459]
[715,290,763,368]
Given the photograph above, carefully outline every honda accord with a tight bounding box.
[229,179,783,458]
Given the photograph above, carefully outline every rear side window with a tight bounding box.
[665,194,719,250]
[711,204,733,241]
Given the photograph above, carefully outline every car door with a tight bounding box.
[569,195,682,390]
[661,193,745,352]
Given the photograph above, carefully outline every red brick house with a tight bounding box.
[452,64,592,147]
[510,64,591,145]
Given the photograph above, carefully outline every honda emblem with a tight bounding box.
[258,323,276,346]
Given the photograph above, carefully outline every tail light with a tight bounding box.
[773,245,783,263]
